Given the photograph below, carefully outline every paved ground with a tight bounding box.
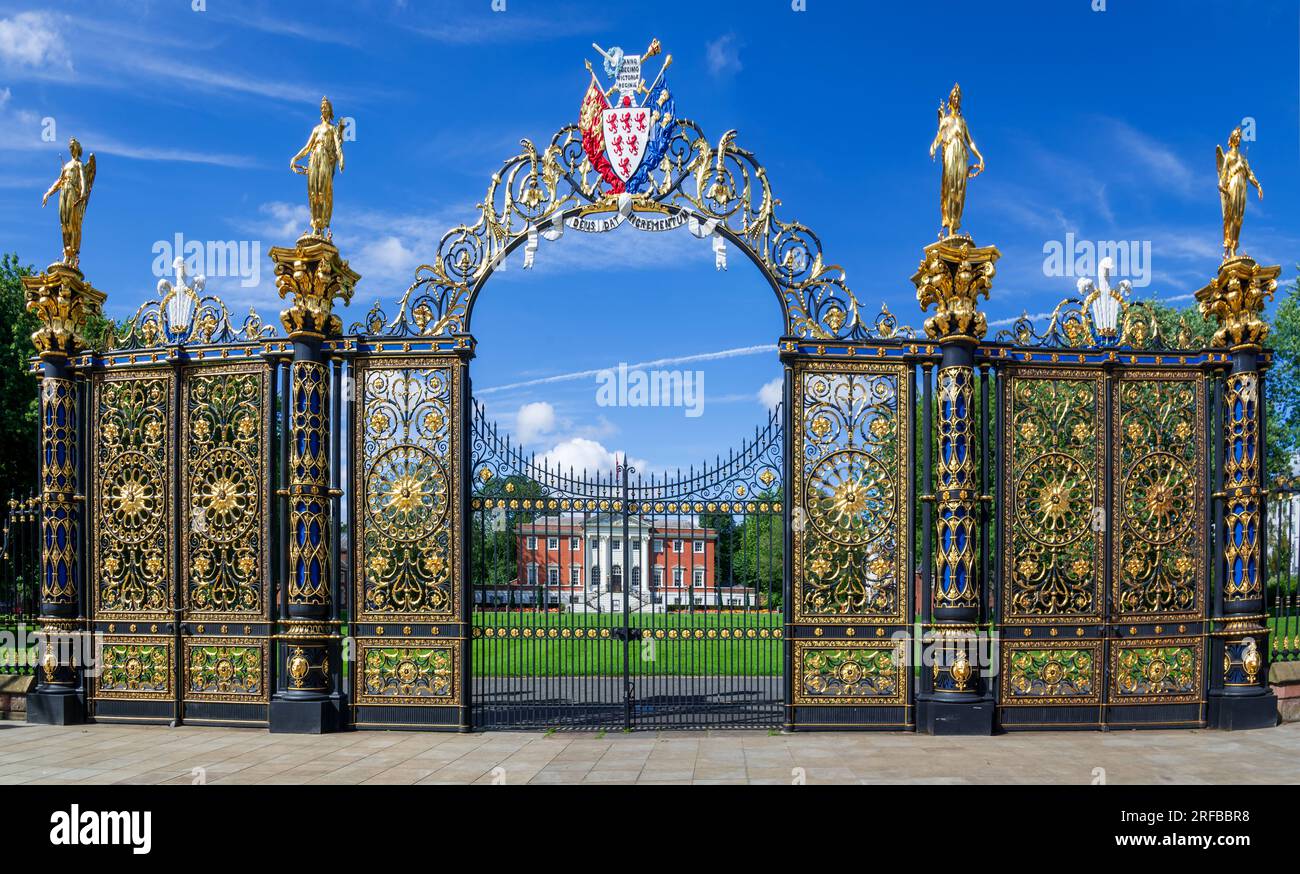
[2,719,1299,784]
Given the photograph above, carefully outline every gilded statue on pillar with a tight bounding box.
[291,96,346,238]
[929,83,984,239]
[1216,127,1263,261]
[40,137,96,268]
[1196,125,1279,351]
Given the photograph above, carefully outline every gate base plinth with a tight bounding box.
[1208,692,1278,731]
[269,698,338,734]
[919,696,995,735]
[25,691,84,726]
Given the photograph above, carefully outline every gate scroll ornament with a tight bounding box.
[353,40,876,345]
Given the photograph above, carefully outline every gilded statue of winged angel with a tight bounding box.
[1216,127,1263,260]
[41,136,96,267]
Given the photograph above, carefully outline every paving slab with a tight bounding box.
[3,721,1299,784]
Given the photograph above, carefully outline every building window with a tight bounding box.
[693,540,705,554]
[591,566,601,587]
[631,567,641,590]
[569,536,581,551]
[547,536,559,551]
[653,567,664,586]
[673,540,684,553]
[527,563,538,585]
[632,540,641,554]
[693,569,705,588]
[526,536,536,549]
[612,540,621,552]
[571,567,581,585]
[673,568,683,587]
[652,538,664,553]
[548,567,560,585]
[612,566,623,588]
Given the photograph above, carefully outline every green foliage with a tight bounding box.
[1266,273,1300,479]
[0,254,40,498]
[731,498,783,607]
[1134,297,1216,347]
[470,474,546,587]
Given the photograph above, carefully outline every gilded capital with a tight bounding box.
[1194,255,1279,350]
[269,236,359,340]
[912,235,999,342]
[21,263,107,359]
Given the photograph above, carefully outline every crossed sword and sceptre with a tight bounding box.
[586,38,672,102]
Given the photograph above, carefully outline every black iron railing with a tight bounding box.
[469,403,785,731]
[0,493,41,676]
[1269,477,1300,663]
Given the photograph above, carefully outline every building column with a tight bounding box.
[21,263,106,725]
[268,235,358,733]
[912,235,999,734]
[1198,256,1281,729]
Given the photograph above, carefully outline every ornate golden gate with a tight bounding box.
[86,300,278,725]
[997,355,1210,728]
[348,349,469,730]
[18,46,1281,734]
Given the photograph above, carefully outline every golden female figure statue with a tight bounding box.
[1216,127,1263,260]
[929,83,984,238]
[291,96,345,237]
[40,137,96,267]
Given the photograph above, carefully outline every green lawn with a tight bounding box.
[472,611,783,677]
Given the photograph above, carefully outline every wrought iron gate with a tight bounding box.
[19,45,1280,735]
[87,306,278,726]
[349,351,468,730]
[470,402,785,730]
[994,349,1211,728]
[787,357,915,730]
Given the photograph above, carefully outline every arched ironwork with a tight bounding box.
[350,122,910,343]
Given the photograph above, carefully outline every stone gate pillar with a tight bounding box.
[268,235,358,733]
[21,263,105,725]
[913,235,998,734]
[1197,256,1281,729]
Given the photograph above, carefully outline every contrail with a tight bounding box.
[476,344,778,395]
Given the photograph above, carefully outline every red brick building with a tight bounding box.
[477,516,755,609]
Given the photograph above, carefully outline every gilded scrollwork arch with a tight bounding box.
[351,122,908,343]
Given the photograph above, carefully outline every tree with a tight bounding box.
[732,491,783,608]
[1134,296,1216,347]
[698,509,736,587]
[1265,273,1300,480]
[0,254,40,499]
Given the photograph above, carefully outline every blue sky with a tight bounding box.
[1,0,1297,474]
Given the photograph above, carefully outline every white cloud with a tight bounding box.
[254,201,311,239]
[706,34,742,78]
[0,12,70,70]
[355,235,419,288]
[1104,118,1197,198]
[515,402,556,445]
[0,87,9,108]
[758,377,782,410]
[540,437,644,476]
[476,344,777,395]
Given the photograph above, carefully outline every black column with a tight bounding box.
[26,355,86,725]
[919,339,994,734]
[1208,347,1278,729]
